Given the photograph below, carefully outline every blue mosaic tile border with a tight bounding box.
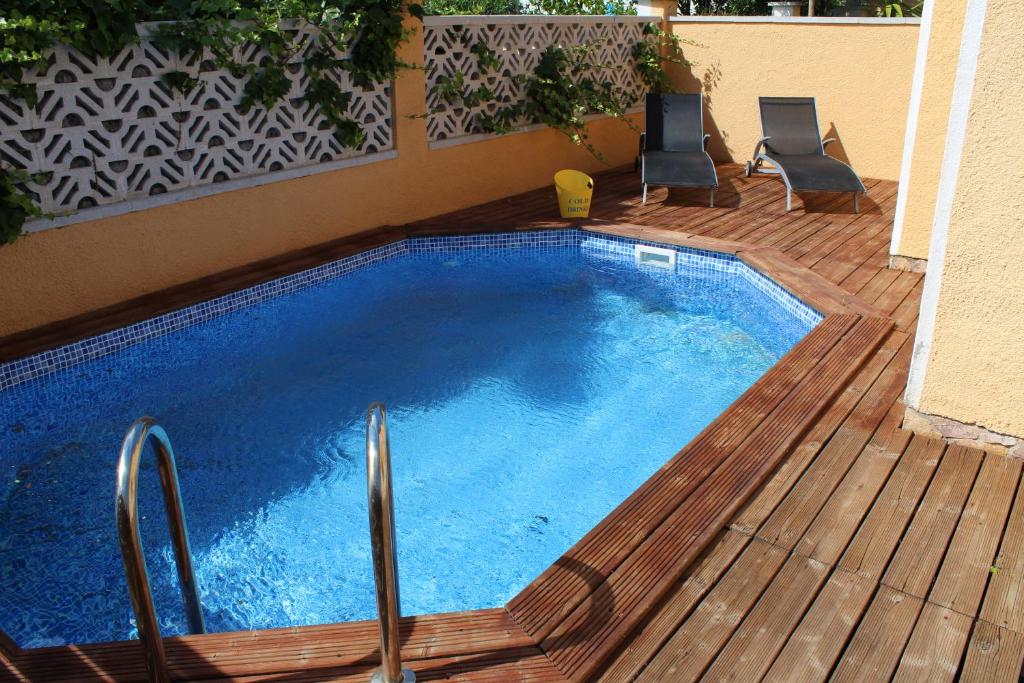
[738,265,825,328]
[408,230,580,253]
[579,231,740,275]
[0,228,822,392]
[0,240,406,392]
[576,230,823,329]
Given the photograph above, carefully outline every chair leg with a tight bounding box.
[786,188,792,212]
[642,184,648,206]
[709,188,715,208]
[853,191,860,213]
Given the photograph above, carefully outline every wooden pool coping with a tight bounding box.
[0,219,893,682]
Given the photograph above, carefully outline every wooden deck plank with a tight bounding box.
[7,610,537,682]
[808,211,904,285]
[731,328,907,537]
[806,225,899,288]
[763,569,877,683]
[839,435,947,582]
[851,265,902,305]
[738,247,885,317]
[891,285,925,331]
[595,530,752,683]
[695,185,816,241]
[797,187,898,266]
[789,218,895,282]
[699,554,831,680]
[772,182,897,258]
[722,201,825,246]
[753,331,910,550]
[627,169,770,235]
[961,621,1024,682]
[786,186,899,268]
[763,403,924,682]
[795,398,913,566]
[634,539,789,682]
[929,453,1023,617]
[580,221,747,254]
[872,271,925,317]
[713,178,881,245]
[756,183,891,259]
[212,649,569,682]
[893,602,973,682]
[831,586,924,683]
[841,247,902,302]
[0,632,18,664]
[882,445,984,598]
[979,472,1024,633]
[610,166,757,228]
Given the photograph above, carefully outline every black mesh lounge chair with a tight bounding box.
[745,97,866,212]
[638,93,718,207]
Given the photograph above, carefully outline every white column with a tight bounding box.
[905,0,990,407]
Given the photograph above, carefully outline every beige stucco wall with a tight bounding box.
[890,0,969,261]
[669,19,919,180]
[0,119,638,337]
[0,20,639,337]
[913,0,1024,437]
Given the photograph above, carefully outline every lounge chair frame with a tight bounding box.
[744,97,865,213]
[638,94,718,208]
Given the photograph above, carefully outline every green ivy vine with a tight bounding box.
[0,168,49,245]
[429,22,689,159]
[2,7,685,245]
[0,0,422,245]
[632,24,690,95]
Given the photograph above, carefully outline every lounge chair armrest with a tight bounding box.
[753,136,771,158]
[639,131,646,153]
[822,137,837,148]
[703,133,710,150]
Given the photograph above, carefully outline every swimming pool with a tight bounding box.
[0,229,820,647]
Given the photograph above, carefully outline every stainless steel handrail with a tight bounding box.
[115,417,206,683]
[366,403,415,683]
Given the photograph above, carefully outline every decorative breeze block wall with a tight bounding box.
[423,16,653,145]
[0,22,393,217]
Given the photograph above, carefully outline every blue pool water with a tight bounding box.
[0,235,815,647]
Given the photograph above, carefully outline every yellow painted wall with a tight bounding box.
[914,0,1024,437]
[669,19,919,180]
[891,0,968,261]
[0,18,639,337]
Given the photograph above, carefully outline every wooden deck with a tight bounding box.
[3,164,1023,682]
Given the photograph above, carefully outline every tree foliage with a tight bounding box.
[684,0,843,15]
[424,0,522,14]
[432,23,681,159]
[423,0,638,14]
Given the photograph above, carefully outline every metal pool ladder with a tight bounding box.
[366,403,415,683]
[115,417,206,683]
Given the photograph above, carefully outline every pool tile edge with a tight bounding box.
[0,225,859,393]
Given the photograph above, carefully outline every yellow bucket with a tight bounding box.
[554,170,594,218]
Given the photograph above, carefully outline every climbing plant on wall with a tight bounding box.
[0,0,422,245]
[429,22,687,159]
